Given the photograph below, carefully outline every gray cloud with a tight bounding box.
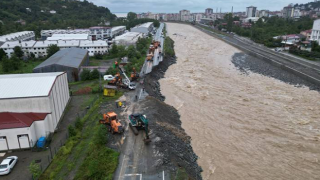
[88,0,310,13]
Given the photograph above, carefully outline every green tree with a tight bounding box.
[0,49,5,61]
[105,67,117,76]
[110,44,118,55]
[127,45,136,59]
[13,46,24,58]
[29,161,41,179]
[80,69,91,81]
[90,69,100,80]
[47,44,60,57]
[127,12,137,22]
[117,45,127,57]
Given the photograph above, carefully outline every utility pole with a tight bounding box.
[232,6,233,14]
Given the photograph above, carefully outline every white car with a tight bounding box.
[0,156,18,175]
[104,75,114,81]
[128,82,136,90]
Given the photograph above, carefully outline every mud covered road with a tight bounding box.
[160,23,320,180]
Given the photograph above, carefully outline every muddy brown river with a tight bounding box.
[160,23,320,180]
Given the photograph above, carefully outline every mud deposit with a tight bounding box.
[144,51,202,179]
[161,23,320,180]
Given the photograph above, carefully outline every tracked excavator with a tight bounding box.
[129,113,151,144]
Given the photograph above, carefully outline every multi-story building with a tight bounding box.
[180,10,191,22]
[192,13,205,22]
[79,40,108,56]
[1,39,109,58]
[89,26,111,40]
[300,29,312,40]
[246,6,257,17]
[47,34,90,41]
[0,31,35,46]
[293,9,301,19]
[205,8,213,15]
[283,5,294,18]
[259,10,269,17]
[311,19,320,45]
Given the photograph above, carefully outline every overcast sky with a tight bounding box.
[88,0,310,13]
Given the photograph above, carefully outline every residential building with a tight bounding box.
[200,18,214,25]
[193,13,204,22]
[32,41,58,58]
[0,72,70,151]
[259,10,269,17]
[180,10,191,22]
[283,6,294,18]
[130,22,154,34]
[205,8,213,15]
[33,48,89,82]
[293,9,301,19]
[0,31,35,46]
[246,6,257,17]
[311,19,320,45]
[114,32,144,46]
[300,29,312,40]
[111,26,126,38]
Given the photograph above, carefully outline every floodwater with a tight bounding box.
[160,23,320,180]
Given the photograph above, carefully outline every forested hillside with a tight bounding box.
[0,0,116,37]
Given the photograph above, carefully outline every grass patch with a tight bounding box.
[40,92,123,179]
[173,167,189,180]
[0,60,43,74]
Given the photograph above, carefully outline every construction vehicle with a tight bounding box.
[99,112,124,134]
[130,67,139,81]
[129,113,151,143]
[108,72,122,86]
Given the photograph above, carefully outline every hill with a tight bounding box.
[0,0,116,37]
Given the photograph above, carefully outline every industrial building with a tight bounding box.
[1,39,108,58]
[33,48,89,82]
[41,29,90,40]
[114,32,144,46]
[79,40,109,56]
[0,72,70,151]
[130,22,154,34]
[0,31,35,46]
[47,34,90,41]
[111,26,126,38]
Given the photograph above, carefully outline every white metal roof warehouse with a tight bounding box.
[130,22,154,34]
[0,72,70,151]
[114,32,143,46]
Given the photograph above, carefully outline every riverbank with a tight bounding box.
[161,22,320,180]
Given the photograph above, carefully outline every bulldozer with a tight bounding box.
[130,67,139,81]
[99,112,124,134]
[128,113,150,143]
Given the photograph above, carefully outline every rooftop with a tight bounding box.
[0,112,48,129]
[0,31,34,42]
[138,22,153,28]
[47,34,89,41]
[115,32,143,42]
[111,26,126,32]
[34,41,58,48]
[79,40,108,47]
[34,48,87,69]
[0,72,65,99]
[57,40,80,47]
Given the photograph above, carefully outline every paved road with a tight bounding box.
[140,23,165,76]
[113,80,170,180]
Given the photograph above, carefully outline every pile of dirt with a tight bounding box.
[143,52,202,179]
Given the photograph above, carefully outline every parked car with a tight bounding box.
[0,156,18,175]
[104,75,114,81]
